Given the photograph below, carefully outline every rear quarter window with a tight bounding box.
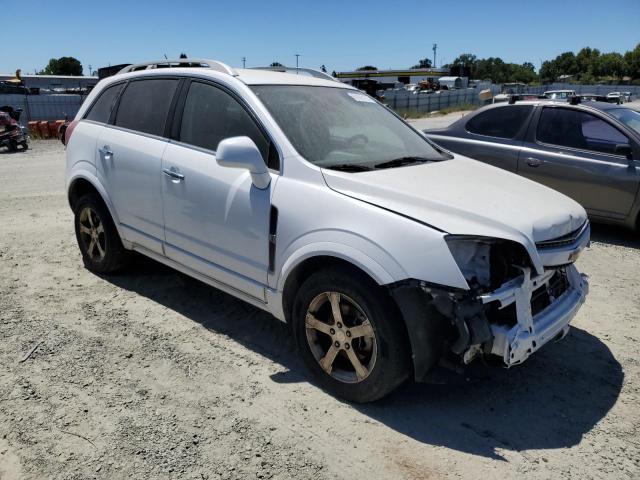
[465,105,533,139]
[85,83,124,124]
[114,79,179,137]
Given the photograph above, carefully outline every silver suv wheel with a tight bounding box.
[305,291,377,383]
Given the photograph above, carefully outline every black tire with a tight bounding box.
[292,266,411,402]
[20,141,28,151]
[7,139,18,152]
[73,193,130,273]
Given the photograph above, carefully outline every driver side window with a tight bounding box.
[179,81,274,166]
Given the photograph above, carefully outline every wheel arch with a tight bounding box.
[67,173,124,241]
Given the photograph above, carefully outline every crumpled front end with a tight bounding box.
[480,264,588,366]
[391,221,590,380]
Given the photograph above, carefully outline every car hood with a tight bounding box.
[321,157,587,268]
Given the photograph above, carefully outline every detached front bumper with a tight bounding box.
[479,264,588,366]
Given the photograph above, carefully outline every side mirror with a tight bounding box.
[614,144,633,160]
[216,136,271,189]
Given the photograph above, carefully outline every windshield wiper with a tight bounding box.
[373,156,433,169]
[324,163,373,172]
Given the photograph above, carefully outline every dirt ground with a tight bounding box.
[0,138,639,480]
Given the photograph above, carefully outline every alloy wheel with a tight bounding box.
[305,291,377,383]
[78,206,106,262]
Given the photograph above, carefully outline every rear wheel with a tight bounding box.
[73,193,129,273]
[292,266,411,402]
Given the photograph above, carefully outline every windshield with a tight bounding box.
[251,85,447,169]
[609,108,640,135]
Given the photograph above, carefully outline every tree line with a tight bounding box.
[353,44,640,85]
[443,45,640,84]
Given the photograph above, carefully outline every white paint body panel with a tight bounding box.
[322,157,587,275]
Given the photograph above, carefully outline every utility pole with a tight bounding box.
[432,43,437,68]
[242,57,246,68]
[88,64,92,77]
[295,54,300,73]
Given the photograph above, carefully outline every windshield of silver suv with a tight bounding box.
[252,85,447,170]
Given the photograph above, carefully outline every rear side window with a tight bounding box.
[85,83,124,123]
[466,105,533,139]
[114,79,179,136]
[537,107,630,155]
[179,81,270,163]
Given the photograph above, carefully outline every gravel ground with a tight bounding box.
[0,138,639,480]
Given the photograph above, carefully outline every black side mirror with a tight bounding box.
[615,144,633,160]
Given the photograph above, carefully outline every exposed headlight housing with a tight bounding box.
[445,235,532,291]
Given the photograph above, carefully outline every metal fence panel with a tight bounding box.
[0,94,87,125]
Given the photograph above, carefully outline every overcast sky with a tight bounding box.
[3,0,638,75]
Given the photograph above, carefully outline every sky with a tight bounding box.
[2,0,639,76]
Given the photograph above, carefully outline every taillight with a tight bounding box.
[62,120,78,146]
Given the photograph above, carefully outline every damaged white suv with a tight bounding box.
[64,59,589,402]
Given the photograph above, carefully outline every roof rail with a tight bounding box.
[118,59,237,76]
[250,66,338,82]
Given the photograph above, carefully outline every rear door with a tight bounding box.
[427,104,533,172]
[518,105,640,219]
[96,77,180,254]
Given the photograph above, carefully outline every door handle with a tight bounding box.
[162,167,185,182]
[99,145,113,160]
[525,157,545,167]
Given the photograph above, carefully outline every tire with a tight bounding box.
[8,139,18,152]
[20,141,28,151]
[292,266,411,402]
[73,193,130,273]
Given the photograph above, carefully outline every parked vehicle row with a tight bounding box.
[64,59,589,402]
[425,99,640,229]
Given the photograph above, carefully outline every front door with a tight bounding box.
[519,106,640,219]
[161,80,275,299]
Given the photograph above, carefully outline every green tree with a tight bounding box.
[411,58,432,69]
[356,65,377,71]
[575,47,600,78]
[623,44,640,79]
[270,61,284,67]
[599,52,625,79]
[39,56,83,76]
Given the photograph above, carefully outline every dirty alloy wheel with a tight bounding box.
[73,193,129,274]
[305,292,377,383]
[293,266,411,403]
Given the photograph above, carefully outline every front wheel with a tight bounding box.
[292,266,411,402]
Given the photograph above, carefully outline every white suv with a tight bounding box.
[64,59,589,402]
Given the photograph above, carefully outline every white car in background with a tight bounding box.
[607,92,623,104]
[63,59,589,402]
[542,89,576,100]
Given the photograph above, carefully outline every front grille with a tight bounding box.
[535,221,588,250]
